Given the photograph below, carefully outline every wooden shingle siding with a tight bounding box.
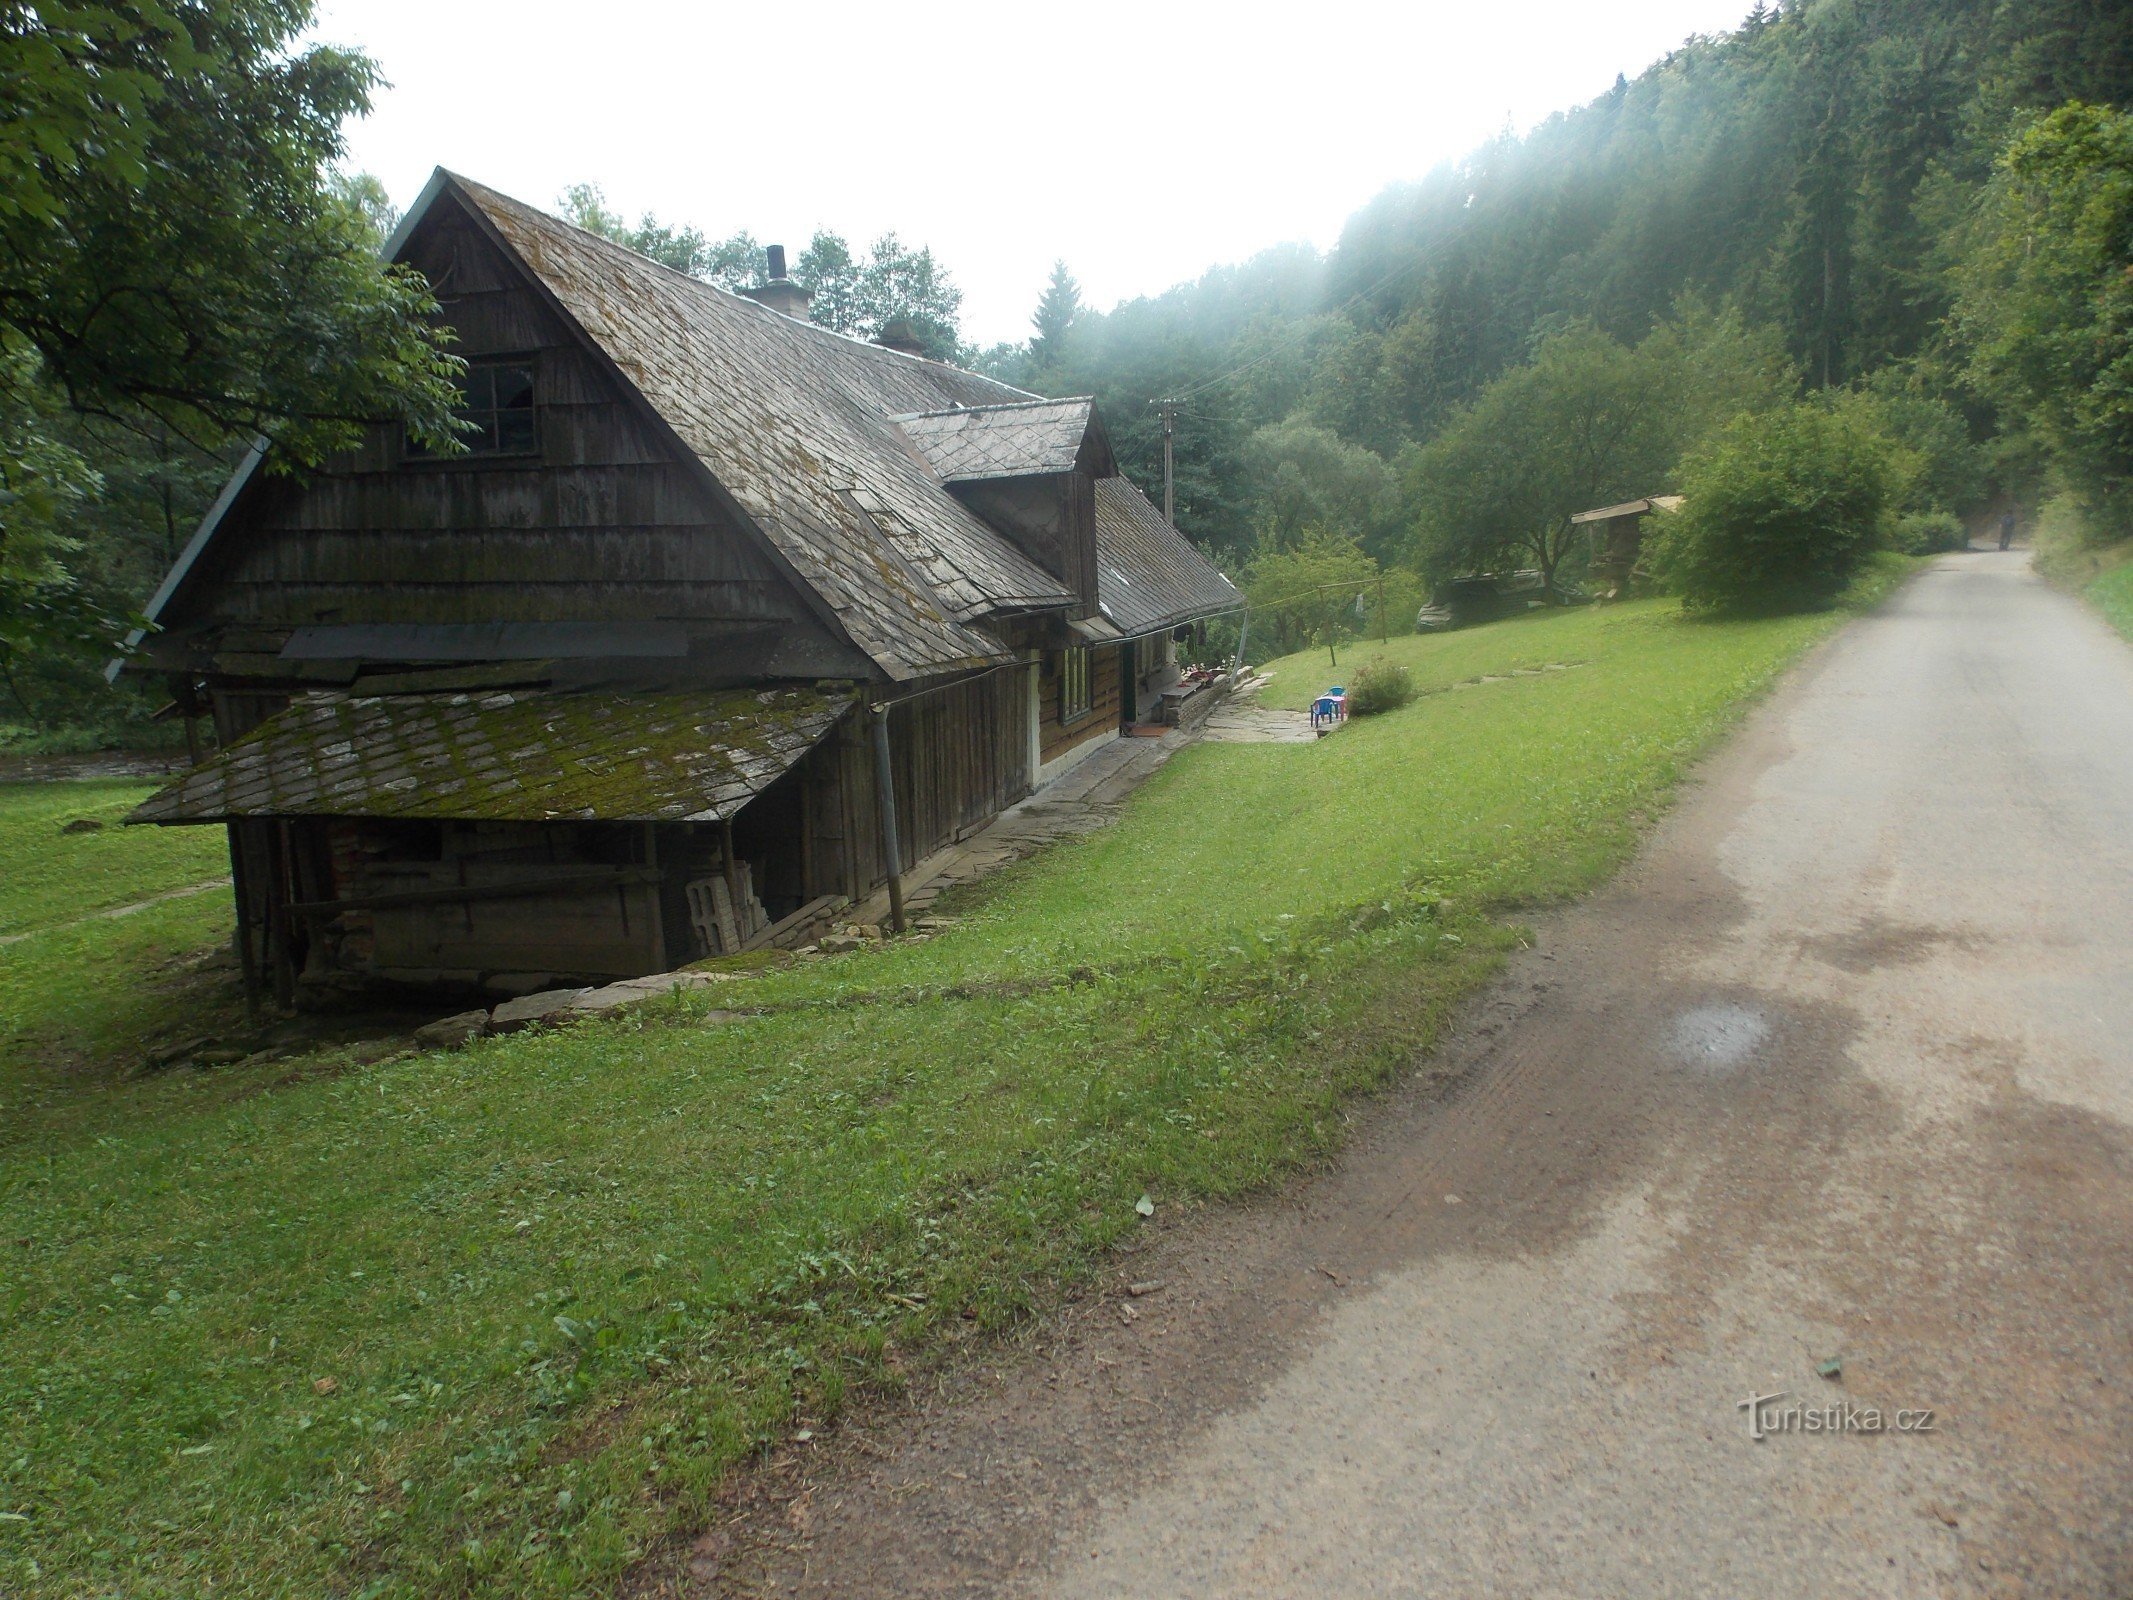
[805,672,1032,901]
[183,210,848,657]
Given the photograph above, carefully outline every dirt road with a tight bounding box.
[690,551,2133,1598]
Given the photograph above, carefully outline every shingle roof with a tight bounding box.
[455,177,1077,674]
[893,398,1095,482]
[1093,477,1243,636]
[131,687,851,824]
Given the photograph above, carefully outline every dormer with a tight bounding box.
[892,398,1116,616]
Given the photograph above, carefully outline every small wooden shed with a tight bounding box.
[1569,495,1683,599]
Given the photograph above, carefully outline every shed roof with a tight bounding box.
[1092,477,1244,636]
[131,687,851,825]
[893,399,1096,482]
[1569,495,1684,524]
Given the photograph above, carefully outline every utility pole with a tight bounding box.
[1154,399,1178,525]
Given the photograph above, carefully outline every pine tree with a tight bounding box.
[1030,260,1083,365]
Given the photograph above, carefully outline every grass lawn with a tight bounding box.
[0,558,1912,1599]
[2088,559,2133,644]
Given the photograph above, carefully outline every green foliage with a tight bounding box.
[2030,491,2132,587]
[1827,377,1985,515]
[327,168,398,244]
[1029,259,1083,370]
[798,231,964,360]
[1242,530,1381,657]
[1330,1,2132,404]
[1240,419,1402,561]
[0,4,463,742]
[1656,402,1897,612]
[552,192,967,359]
[0,2,463,464]
[1344,658,1416,716]
[2088,560,2133,645]
[1408,312,1793,593]
[1889,510,1966,555]
[556,182,760,287]
[1954,102,2133,537]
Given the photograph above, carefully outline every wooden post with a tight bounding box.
[1378,575,1388,643]
[1158,400,1177,526]
[269,821,298,1007]
[226,823,262,1021]
[870,704,906,935]
[720,817,740,930]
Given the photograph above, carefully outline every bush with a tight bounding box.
[2030,491,2132,585]
[1655,404,1896,612]
[1889,510,1966,555]
[1345,658,1416,716]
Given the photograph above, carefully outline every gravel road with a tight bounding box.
[680,550,2133,1598]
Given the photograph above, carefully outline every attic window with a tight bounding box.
[408,361,538,459]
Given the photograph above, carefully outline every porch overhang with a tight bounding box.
[130,686,853,826]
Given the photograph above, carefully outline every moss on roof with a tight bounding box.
[132,688,853,825]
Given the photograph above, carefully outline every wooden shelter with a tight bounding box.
[123,171,1239,1001]
[1569,495,1683,599]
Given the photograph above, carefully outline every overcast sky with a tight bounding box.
[313,0,1755,347]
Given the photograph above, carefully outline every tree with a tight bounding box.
[1242,530,1383,658]
[795,230,864,332]
[795,231,964,359]
[854,233,962,360]
[1,3,464,731]
[556,182,761,288]
[1953,102,2133,533]
[1406,311,1795,594]
[0,3,462,466]
[551,194,969,359]
[1239,419,1402,561]
[330,169,399,245]
[1030,260,1083,367]
[1408,327,1676,594]
[1653,402,1896,611]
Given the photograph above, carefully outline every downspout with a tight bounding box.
[870,704,907,935]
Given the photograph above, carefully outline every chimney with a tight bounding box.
[872,316,928,359]
[741,244,812,320]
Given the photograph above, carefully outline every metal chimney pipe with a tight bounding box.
[741,244,813,319]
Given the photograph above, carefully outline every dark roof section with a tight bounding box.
[131,686,851,824]
[894,398,1096,482]
[1092,477,1243,636]
[455,177,1082,673]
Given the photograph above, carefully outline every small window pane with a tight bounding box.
[495,407,537,454]
[492,367,535,411]
[406,361,538,460]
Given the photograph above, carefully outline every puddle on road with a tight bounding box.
[1669,1003,1772,1068]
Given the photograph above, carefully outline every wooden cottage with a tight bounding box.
[124,171,1240,1001]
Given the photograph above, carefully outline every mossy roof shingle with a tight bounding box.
[457,178,1076,673]
[131,687,852,824]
